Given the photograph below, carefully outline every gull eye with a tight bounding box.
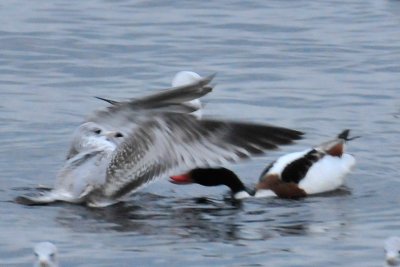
[34,252,38,258]
[50,252,55,259]
[94,129,102,134]
[115,132,123,138]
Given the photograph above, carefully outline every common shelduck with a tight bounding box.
[16,74,303,207]
[255,129,357,198]
[170,130,357,199]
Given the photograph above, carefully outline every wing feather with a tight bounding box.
[85,74,215,136]
[102,114,303,199]
[126,73,215,109]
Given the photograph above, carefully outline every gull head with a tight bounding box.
[171,71,202,88]
[71,122,125,152]
[33,242,59,267]
[385,236,400,265]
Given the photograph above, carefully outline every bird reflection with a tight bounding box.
[52,192,350,243]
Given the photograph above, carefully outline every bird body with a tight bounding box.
[256,129,357,198]
[171,130,356,200]
[17,73,303,207]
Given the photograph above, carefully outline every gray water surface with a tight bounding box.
[0,1,399,266]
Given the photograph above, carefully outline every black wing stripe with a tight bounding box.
[281,149,324,184]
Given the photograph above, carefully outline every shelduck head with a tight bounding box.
[170,168,253,199]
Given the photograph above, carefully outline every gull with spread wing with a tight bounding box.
[16,73,303,207]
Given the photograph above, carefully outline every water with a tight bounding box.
[0,0,399,266]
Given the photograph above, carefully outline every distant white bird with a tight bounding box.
[33,242,59,267]
[16,73,303,207]
[171,71,203,118]
[385,236,400,266]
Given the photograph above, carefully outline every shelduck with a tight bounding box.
[170,130,357,199]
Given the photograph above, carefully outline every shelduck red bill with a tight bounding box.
[169,174,193,184]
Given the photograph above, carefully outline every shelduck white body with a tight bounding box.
[255,129,357,198]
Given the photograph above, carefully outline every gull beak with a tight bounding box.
[105,131,123,141]
[39,260,50,267]
[386,253,399,266]
[105,131,118,138]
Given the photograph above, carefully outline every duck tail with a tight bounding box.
[337,129,361,142]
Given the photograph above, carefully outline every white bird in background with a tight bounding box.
[171,71,203,118]
[33,242,59,267]
[16,72,303,207]
[385,236,400,266]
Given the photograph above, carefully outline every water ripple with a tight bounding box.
[1,0,400,266]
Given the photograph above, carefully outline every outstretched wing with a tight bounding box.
[101,113,303,199]
[86,74,215,136]
[123,73,214,109]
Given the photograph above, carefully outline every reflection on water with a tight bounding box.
[52,191,352,243]
[0,0,400,266]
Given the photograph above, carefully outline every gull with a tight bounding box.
[33,242,59,267]
[385,236,400,266]
[171,71,204,118]
[16,74,303,207]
